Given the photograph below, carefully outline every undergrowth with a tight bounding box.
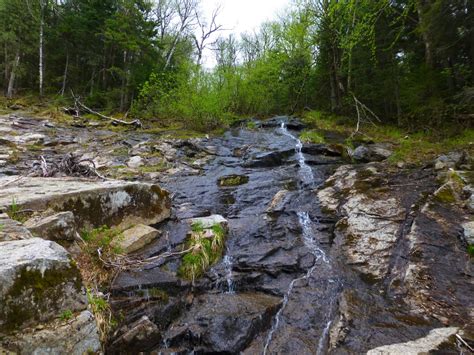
[178,222,226,282]
[76,226,123,343]
[302,110,474,165]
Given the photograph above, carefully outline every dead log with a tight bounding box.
[70,92,142,128]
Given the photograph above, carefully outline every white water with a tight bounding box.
[223,254,235,294]
[280,122,315,187]
[263,123,330,355]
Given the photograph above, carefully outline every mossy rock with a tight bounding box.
[218,174,249,187]
[0,238,86,333]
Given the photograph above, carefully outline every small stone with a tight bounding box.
[351,144,392,162]
[127,155,144,169]
[112,224,160,254]
[188,215,227,229]
[267,190,290,213]
[461,221,474,245]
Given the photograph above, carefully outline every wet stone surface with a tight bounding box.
[1,114,472,354]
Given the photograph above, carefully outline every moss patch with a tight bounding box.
[1,264,82,333]
[218,174,249,187]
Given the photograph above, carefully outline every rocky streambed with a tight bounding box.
[0,114,473,354]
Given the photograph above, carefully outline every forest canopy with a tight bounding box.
[1,0,472,130]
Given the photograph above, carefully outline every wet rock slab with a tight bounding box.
[160,293,281,353]
[0,176,171,229]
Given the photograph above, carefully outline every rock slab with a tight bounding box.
[112,224,160,254]
[24,211,77,241]
[0,176,171,230]
[367,327,459,354]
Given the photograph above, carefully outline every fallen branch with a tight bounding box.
[350,92,381,138]
[70,92,142,128]
[29,154,106,179]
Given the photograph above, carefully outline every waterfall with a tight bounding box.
[223,254,235,294]
[263,122,330,355]
[280,122,314,187]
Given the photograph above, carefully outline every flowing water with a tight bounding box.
[263,124,332,355]
[110,117,346,353]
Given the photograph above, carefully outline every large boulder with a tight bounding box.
[0,238,86,333]
[2,310,101,355]
[351,144,392,163]
[0,177,171,230]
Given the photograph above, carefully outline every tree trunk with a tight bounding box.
[7,51,20,98]
[120,50,127,111]
[39,3,44,97]
[4,45,9,93]
[60,51,69,96]
[416,0,434,68]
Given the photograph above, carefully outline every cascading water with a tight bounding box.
[280,122,315,187]
[263,122,331,355]
[223,254,235,294]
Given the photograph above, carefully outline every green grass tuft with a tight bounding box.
[178,222,227,281]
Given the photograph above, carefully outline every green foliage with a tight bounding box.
[178,222,227,281]
[299,130,325,144]
[81,225,123,255]
[468,245,474,258]
[7,198,27,223]
[60,309,73,321]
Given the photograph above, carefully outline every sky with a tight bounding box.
[200,0,290,67]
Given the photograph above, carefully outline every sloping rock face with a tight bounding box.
[0,176,171,229]
[4,310,101,355]
[318,163,473,352]
[162,293,281,353]
[318,165,406,280]
[0,238,86,332]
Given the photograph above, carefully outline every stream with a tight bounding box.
[109,117,344,353]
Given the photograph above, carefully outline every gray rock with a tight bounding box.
[266,190,290,213]
[2,310,101,355]
[318,165,404,280]
[24,211,77,241]
[0,213,33,242]
[462,221,474,245]
[367,327,459,354]
[111,315,160,351]
[0,176,171,230]
[434,151,466,170]
[0,238,86,333]
[163,293,281,353]
[188,214,227,229]
[127,155,144,169]
[112,224,160,254]
[351,144,392,162]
